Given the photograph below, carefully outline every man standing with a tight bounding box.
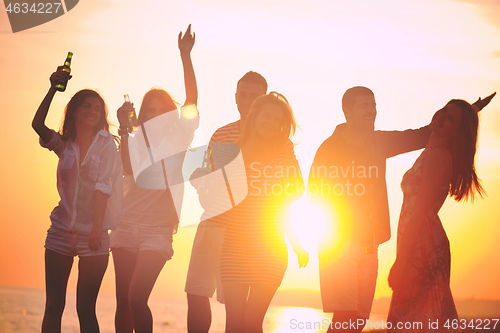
[184,71,268,333]
[308,86,431,333]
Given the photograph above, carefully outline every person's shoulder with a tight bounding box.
[318,131,342,151]
[97,130,118,146]
[215,120,239,133]
[211,120,240,141]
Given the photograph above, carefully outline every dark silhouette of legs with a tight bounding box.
[223,283,279,333]
[223,284,248,333]
[244,283,279,333]
[112,248,137,333]
[76,254,108,333]
[326,310,365,333]
[42,249,73,333]
[128,250,166,333]
[187,293,212,333]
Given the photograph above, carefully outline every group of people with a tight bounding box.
[32,24,495,333]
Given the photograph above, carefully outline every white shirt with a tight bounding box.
[40,130,123,235]
[127,105,200,222]
[120,173,177,227]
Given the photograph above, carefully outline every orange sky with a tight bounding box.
[1,0,500,304]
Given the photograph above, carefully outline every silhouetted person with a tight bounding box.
[33,71,122,333]
[387,94,494,332]
[216,92,308,333]
[110,24,199,333]
[184,71,268,333]
[185,72,306,333]
[308,86,432,333]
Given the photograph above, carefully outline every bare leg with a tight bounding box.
[326,310,365,333]
[128,250,166,333]
[223,283,250,333]
[76,254,109,333]
[244,283,279,333]
[42,249,73,333]
[112,248,137,333]
[187,293,212,333]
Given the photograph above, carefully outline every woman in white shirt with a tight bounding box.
[110,25,199,333]
[32,69,123,333]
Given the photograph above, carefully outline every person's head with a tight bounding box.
[235,71,268,119]
[431,99,484,202]
[138,88,179,125]
[239,91,297,148]
[61,89,110,141]
[341,86,377,131]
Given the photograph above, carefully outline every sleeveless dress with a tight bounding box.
[219,148,301,285]
[387,147,459,332]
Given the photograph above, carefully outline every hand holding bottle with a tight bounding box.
[49,66,72,90]
[117,101,135,129]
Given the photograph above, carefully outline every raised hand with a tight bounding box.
[472,92,496,112]
[49,66,72,89]
[178,24,195,54]
[117,102,135,128]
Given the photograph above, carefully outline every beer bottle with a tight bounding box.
[55,52,73,92]
[197,148,213,192]
[124,94,138,132]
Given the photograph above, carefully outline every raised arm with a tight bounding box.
[377,92,496,159]
[117,103,135,175]
[178,24,197,106]
[32,67,71,143]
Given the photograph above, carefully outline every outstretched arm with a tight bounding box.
[32,67,71,143]
[178,24,197,106]
[472,92,496,112]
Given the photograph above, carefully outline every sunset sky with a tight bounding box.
[1,0,500,307]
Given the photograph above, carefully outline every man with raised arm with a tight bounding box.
[308,87,494,333]
[308,86,432,333]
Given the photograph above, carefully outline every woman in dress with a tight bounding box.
[33,70,123,333]
[217,92,309,333]
[387,93,495,332]
[110,25,198,333]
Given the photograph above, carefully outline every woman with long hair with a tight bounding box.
[216,92,309,333]
[32,70,123,333]
[110,25,199,333]
[387,94,495,332]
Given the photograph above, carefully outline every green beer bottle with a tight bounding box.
[55,52,73,92]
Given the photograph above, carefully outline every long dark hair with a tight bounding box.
[239,91,297,149]
[137,88,179,126]
[448,99,485,202]
[60,89,112,141]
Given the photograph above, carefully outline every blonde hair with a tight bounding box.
[239,91,297,149]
